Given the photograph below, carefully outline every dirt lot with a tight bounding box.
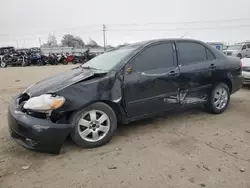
[0,65,250,188]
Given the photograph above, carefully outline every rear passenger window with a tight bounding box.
[206,49,215,60]
[177,42,214,65]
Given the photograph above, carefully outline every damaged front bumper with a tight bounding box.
[8,95,72,154]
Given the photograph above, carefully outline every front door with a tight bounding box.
[246,44,250,57]
[123,42,180,118]
[241,45,248,58]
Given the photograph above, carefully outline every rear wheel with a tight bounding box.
[70,102,117,148]
[237,53,242,59]
[205,83,230,114]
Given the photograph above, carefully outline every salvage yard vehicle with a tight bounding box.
[241,57,250,84]
[8,39,243,154]
[223,42,250,59]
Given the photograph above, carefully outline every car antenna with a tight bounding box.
[181,32,188,38]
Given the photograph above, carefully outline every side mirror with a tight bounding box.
[126,66,132,74]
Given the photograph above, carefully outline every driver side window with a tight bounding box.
[242,45,247,50]
[131,43,175,72]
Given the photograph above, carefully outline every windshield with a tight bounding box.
[227,45,242,50]
[82,48,135,71]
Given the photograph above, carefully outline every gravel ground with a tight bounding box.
[0,65,250,188]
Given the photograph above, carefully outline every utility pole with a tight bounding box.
[102,24,106,51]
[39,38,41,47]
[16,40,19,49]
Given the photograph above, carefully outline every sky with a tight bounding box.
[1,0,250,48]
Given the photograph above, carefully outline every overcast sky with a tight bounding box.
[1,0,250,48]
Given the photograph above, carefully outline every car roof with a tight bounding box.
[119,38,206,50]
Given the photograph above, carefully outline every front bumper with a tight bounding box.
[242,71,250,84]
[8,95,71,154]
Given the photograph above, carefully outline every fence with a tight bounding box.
[41,47,105,55]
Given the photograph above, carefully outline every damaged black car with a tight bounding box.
[8,39,243,154]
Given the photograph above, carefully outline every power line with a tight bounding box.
[106,17,250,27]
[108,24,250,32]
[1,17,250,38]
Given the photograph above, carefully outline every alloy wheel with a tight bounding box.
[213,88,228,110]
[77,110,110,142]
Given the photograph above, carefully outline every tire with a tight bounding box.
[205,83,230,114]
[70,102,117,148]
[0,61,7,68]
[2,57,9,63]
[62,59,68,65]
[237,54,242,59]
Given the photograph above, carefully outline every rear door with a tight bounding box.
[123,42,180,118]
[175,41,216,104]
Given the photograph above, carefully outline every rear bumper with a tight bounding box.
[231,75,244,93]
[8,95,72,154]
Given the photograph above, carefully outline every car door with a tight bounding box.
[175,41,216,104]
[247,44,250,57]
[123,42,180,118]
[241,45,248,58]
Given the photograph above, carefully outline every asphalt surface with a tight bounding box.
[0,65,250,188]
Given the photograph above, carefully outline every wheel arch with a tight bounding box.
[66,100,126,124]
[214,77,232,93]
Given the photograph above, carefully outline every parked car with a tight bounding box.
[8,39,243,154]
[223,42,250,59]
[241,57,250,84]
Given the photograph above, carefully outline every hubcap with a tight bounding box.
[77,110,110,142]
[214,88,228,110]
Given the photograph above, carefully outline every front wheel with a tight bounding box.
[205,83,230,114]
[70,102,117,148]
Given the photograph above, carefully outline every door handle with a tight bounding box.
[168,70,179,76]
[209,64,216,69]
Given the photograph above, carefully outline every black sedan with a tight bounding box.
[8,39,243,154]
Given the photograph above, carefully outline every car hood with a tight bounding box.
[24,67,105,96]
[242,58,250,67]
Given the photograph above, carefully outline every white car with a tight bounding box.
[242,58,250,84]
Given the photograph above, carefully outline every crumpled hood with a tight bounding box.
[25,67,96,96]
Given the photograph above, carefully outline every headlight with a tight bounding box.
[23,94,65,112]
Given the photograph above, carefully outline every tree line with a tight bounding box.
[41,34,100,48]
